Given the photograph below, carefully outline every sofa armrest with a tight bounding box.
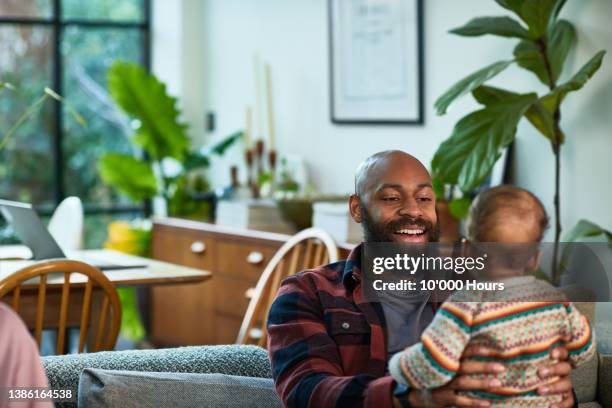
[598,353,612,407]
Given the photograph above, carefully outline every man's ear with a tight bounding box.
[349,194,362,224]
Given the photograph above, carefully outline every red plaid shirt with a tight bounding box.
[267,244,437,407]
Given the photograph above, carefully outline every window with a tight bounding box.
[0,0,150,247]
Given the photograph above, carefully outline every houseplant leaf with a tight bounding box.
[547,20,576,82]
[542,50,606,111]
[108,61,190,161]
[494,0,526,15]
[514,40,551,86]
[519,0,557,39]
[432,93,537,192]
[473,85,560,143]
[449,197,472,220]
[564,219,612,247]
[450,16,529,39]
[98,153,158,202]
[434,60,513,115]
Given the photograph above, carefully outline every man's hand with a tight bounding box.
[407,345,504,408]
[537,347,575,408]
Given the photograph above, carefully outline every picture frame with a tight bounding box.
[328,0,424,125]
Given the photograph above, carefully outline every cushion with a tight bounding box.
[78,369,282,408]
[42,345,272,408]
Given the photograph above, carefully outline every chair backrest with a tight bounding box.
[48,196,84,251]
[236,228,338,346]
[0,260,121,354]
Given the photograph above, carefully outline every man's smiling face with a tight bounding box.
[349,151,439,243]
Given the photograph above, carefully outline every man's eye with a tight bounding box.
[382,197,400,201]
[417,197,432,202]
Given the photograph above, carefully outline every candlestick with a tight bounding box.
[253,53,264,140]
[244,105,252,148]
[245,149,254,192]
[268,149,277,184]
[264,63,275,150]
[255,139,265,178]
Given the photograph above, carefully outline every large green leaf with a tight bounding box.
[99,153,158,202]
[547,20,576,82]
[542,50,606,111]
[184,130,244,172]
[514,40,551,86]
[520,0,557,39]
[108,61,189,161]
[434,60,513,115]
[450,16,529,39]
[432,93,537,192]
[564,219,612,247]
[473,85,560,144]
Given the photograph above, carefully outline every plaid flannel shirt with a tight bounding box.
[267,244,437,407]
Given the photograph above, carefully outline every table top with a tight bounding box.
[0,248,211,288]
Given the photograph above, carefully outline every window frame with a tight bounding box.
[0,0,151,217]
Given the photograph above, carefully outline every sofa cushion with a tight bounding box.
[78,369,282,408]
[42,345,272,408]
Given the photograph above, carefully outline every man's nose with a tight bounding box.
[398,198,423,218]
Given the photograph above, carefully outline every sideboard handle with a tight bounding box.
[190,241,206,254]
[246,251,264,265]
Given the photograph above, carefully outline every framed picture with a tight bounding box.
[328,0,424,125]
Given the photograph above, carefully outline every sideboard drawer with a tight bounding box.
[214,275,257,319]
[152,226,215,270]
[216,241,278,280]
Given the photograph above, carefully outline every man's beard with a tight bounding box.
[360,206,440,243]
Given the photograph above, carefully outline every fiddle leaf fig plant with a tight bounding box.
[430,0,606,283]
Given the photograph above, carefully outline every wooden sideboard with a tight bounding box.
[150,217,354,346]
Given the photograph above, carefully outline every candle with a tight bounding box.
[253,53,263,140]
[245,105,252,148]
[265,63,275,150]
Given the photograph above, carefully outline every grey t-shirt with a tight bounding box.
[381,290,434,357]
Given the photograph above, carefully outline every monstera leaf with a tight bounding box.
[108,61,189,161]
[564,219,612,247]
[432,93,537,192]
[98,153,158,202]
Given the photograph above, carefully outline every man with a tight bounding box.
[267,150,576,407]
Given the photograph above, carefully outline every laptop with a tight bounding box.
[0,199,146,270]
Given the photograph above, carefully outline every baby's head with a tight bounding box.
[466,186,549,275]
[466,185,549,243]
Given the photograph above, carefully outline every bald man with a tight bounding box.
[267,151,576,408]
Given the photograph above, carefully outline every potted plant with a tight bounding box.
[430,0,610,283]
[99,61,242,219]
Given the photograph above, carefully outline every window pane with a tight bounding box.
[0,25,54,206]
[61,26,144,208]
[84,212,142,249]
[0,0,52,19]
[61,0,145,22]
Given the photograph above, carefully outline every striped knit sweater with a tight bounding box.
[389,276,596,407]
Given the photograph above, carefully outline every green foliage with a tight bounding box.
[432,0,607,278]
[98,153,157,202]
[449,197,472,220]
[450,16,529,39]
[108,61,190,161]
[432,93,537,192]
[434,60,513,115]
[100,62,242,216]
[564,219,612,247]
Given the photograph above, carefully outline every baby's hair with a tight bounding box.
[466,185,549,242]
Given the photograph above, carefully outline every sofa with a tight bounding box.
[41,343,612,408]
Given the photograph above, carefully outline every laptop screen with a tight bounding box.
[0,199,66,260]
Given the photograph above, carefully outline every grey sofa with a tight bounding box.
[42,344,611,407]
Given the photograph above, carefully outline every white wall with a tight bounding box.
[154,0,612,240]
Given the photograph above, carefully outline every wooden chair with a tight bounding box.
[0,260,122,354]
[236,228,338,346]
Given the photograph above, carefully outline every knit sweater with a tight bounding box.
[389,276,595,407]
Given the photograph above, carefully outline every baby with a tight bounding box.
[388,186,596,407]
